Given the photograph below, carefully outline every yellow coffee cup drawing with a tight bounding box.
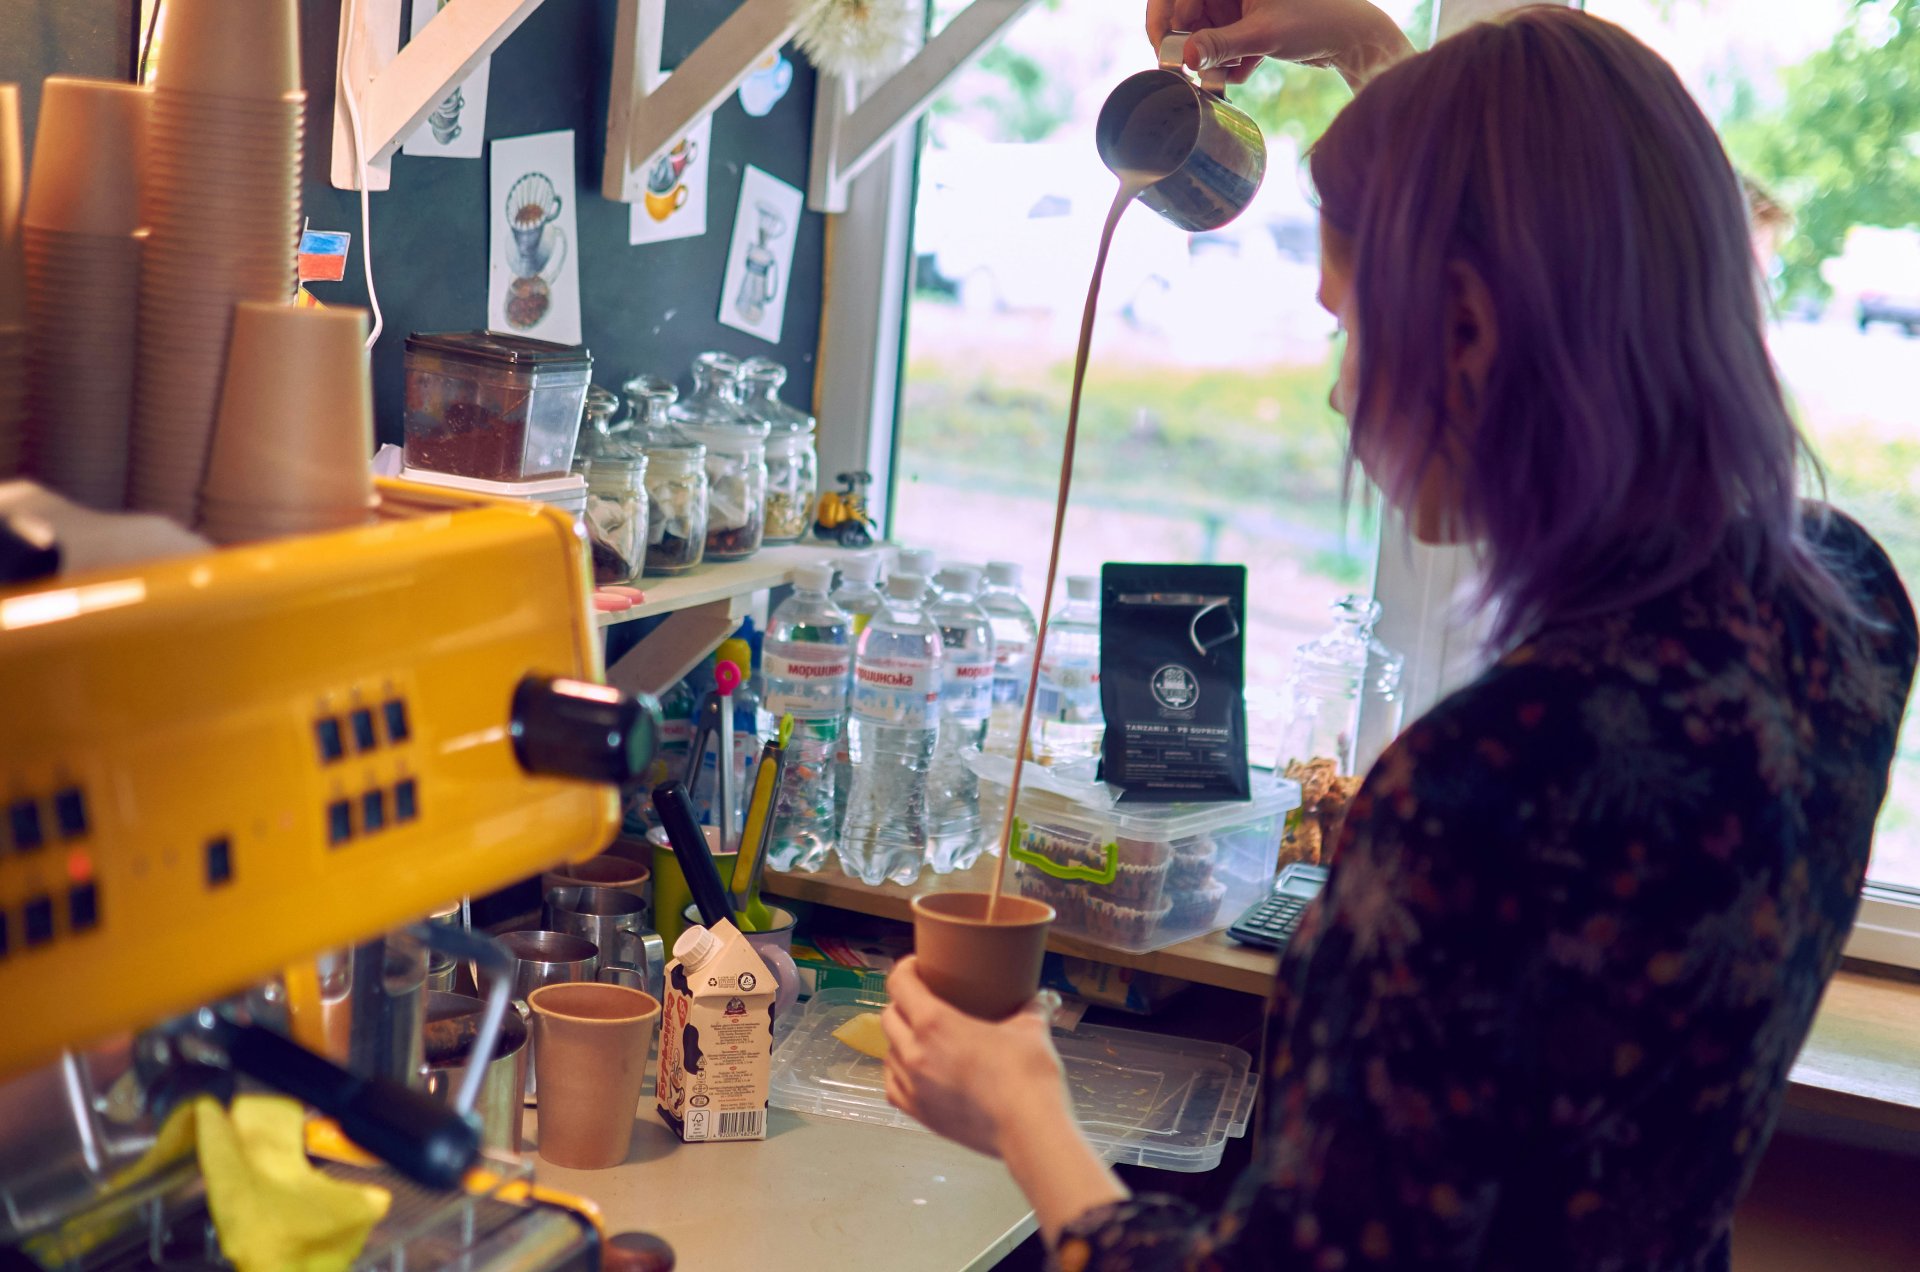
[646,183,689,222]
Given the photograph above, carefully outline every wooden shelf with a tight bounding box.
[599,543,868,699]
[765,857,1280,997]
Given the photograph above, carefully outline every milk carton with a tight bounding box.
[657,919,776,1142]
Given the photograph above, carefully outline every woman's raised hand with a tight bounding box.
[1145,0,1413,86]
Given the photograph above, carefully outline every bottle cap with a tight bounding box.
[673,925,718,971]
[896,548,938,578]
[1067,576,1099,601]
[936,564,982,596]
[717,637,752,678]
[986,561,1022,588]
[886,573,927,602]
[838,553,882,585]
[794,562,836,593]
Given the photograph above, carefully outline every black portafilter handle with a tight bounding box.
[211,1019,480,1191]
[510,674,663,789]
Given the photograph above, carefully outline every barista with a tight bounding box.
[880,2,1919,1268]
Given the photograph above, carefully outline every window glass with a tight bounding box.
[892,2,1436,757]
[1591,0,1920,890]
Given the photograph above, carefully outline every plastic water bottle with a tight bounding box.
[979,561,1040,756]
[927,566,996,873]
[1033,575,1105,765]
[839,573,944,886]
[759,563,852,872]
[831,553,885,827]
[630,675,696,829]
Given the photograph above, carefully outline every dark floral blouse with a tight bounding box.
[1057,511,1917,1272]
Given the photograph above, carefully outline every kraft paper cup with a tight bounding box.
[25,78,147,236]
[150,0,301,101]
[1,85,24,329]
[544,855,652,914]
[202,302,374,510]
[0,326,23,479]
[910,892,1055,1021]
[528,982,660,1170]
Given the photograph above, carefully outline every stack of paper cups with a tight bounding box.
[131,0,303,526]
[23,77,149,509]
[0,85,27,480]
[199,302,376,544]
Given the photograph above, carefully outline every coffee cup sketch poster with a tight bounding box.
[629,111,714,247]
[402,0,491,159]
[718,165,804,344]
[490,130,584,344]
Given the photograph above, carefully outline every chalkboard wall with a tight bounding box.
[1,1,136,171]
[298,0,828,447]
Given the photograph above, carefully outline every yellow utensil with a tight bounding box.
[731,731,787,932]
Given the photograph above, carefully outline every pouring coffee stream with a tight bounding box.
[984,34,1267,918]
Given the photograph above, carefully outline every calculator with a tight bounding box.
[1226,863,1329,950]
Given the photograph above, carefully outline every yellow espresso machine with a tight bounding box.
[0,479,661,1269]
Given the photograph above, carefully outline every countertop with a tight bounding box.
[528,1104,1037,1271]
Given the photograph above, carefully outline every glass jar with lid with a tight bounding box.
[668,352,769,561]
[581,453,649,585]
[627,375,709,575]
[1274,595,1404,867]
[738,357,817,544]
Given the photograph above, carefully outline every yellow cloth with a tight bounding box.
[194,1095,391,1272]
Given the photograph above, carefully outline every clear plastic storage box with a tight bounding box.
[403,331,592,482]
[771,988,1256,1172]
[967,751,1300,953]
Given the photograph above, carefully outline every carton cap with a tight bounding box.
[896,548,938,578]
[986,561,1022,588]
[886,573,926,603]
[674,925,718,971]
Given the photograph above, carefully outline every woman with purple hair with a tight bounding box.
[879,4,1918,1269]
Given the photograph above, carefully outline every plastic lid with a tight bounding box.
[673,925,718,971]
[897,548,937,578]
[717,637,753,677]
[936,564,982,596]
[886,573,926,602]
[1067,576,1099,601]
[986,561,1022,587]
[406,331,592,369]
[771,988,1256,1173]
[400,467,587,500]
[838,553,882,585]
[794,562,837,593]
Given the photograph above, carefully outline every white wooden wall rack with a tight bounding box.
[602,0,800,202]
[331,0,548,191]
[807,0,1040,212]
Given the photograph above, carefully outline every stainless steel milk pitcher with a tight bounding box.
[1097,31,1267,232]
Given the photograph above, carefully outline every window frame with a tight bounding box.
[813,0,1920,972]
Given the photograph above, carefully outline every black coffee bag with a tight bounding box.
[1099,563,1250,803]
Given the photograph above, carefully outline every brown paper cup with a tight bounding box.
[543,854,652,905]
[910,892,1055,1020]
[202,302,375,510]
[528,982,660,1170]
[25,78,147,236]
[150,0,301,101]
[1,86,25,330]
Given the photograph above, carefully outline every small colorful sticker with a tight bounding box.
[297,229,351,284]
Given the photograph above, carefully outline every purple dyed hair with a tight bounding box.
[1308,6,1855,647]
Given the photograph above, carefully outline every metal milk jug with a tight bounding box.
[1096,31,1267,232]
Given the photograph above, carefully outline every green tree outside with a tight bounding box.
[1723,0,1920,301]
